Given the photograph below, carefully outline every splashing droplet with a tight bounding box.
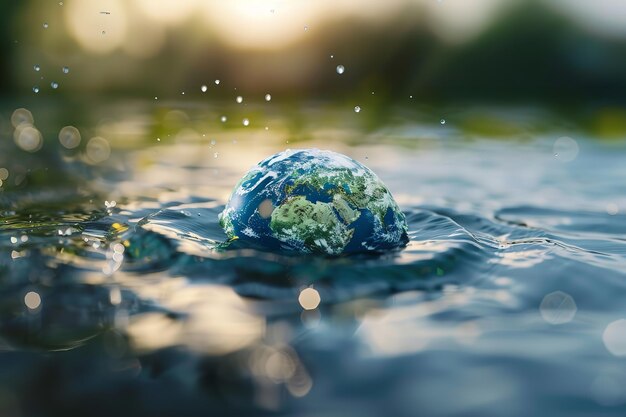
[265,93,272,102]
[201,85,208,93]
[62,66,70,74]
[440,119,446,125]
[32,87,40,94]
[236,96,243,104]
[33,65,40,72]
[336,65,345,75]
[243,118,250,126]
[354,106,361,113]
[51,82,59,89]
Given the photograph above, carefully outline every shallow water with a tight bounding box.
[1,101,626,416]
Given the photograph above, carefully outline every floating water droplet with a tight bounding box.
[33,65,40,72]
[62,66,70,74]
[304,26,308,31]
[201,85,208,93]
[243,118,250,126]
[409,95,413,99]
[265,93,272,101]
[213,152,219,158]
[32,87,40,93]
[440,118,446,125]
[59,1,64,5]
[236,96,243,104]
[214,79,220,85]
[154,96,158,100]
[330,54,334,59]
[336,65,345,74]
[210,139,216,145]
[181,91,185,95]
[354,106,361,113]
[51,82,59,89]
[220,116,227,123]
[43,23,49,29]
[156,137,161,142]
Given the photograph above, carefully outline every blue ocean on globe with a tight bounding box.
[219,149,409,254]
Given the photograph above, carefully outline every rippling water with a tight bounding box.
[1,101,626,416]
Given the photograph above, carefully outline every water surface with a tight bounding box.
[1,101,626,416]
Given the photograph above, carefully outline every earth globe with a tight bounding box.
[219,149,408,255]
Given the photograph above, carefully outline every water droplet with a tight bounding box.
[201,85,208,93]
[265,93,272,102]
[330,54,334,58]
[59,1,64,5]
[304,26,308,31]
[336,65,345,75]
[156,137,161,142]
[62,66,70,74]
[220,116,227,123]
[440,119,446,125]
[33,65,40,72]
[354,106,361,113]
[243,118,250,126]
[51,82,59,89]
[43,23,49,29]
[213,152,219,158]
[181,91,185,95]
[210,139,216,145]
[32,87,40,93]
[409,95,413,99]
[236,96,243,104]
[214,79,220,85]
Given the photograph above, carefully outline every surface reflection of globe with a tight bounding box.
[219,149,409,255]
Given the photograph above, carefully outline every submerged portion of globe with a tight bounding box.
[219,149,409,255]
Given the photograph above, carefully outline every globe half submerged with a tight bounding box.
[219,149,408,255]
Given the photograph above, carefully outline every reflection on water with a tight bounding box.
[1,101,626,416]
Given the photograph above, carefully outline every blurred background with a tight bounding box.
[3,0,626,106]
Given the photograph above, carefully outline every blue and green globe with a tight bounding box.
[219,149,408,255]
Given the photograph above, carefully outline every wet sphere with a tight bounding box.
[219,149,408,254]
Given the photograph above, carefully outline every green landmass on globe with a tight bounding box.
[219,149,408,255]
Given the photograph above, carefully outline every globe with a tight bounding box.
[219,149,408,255]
